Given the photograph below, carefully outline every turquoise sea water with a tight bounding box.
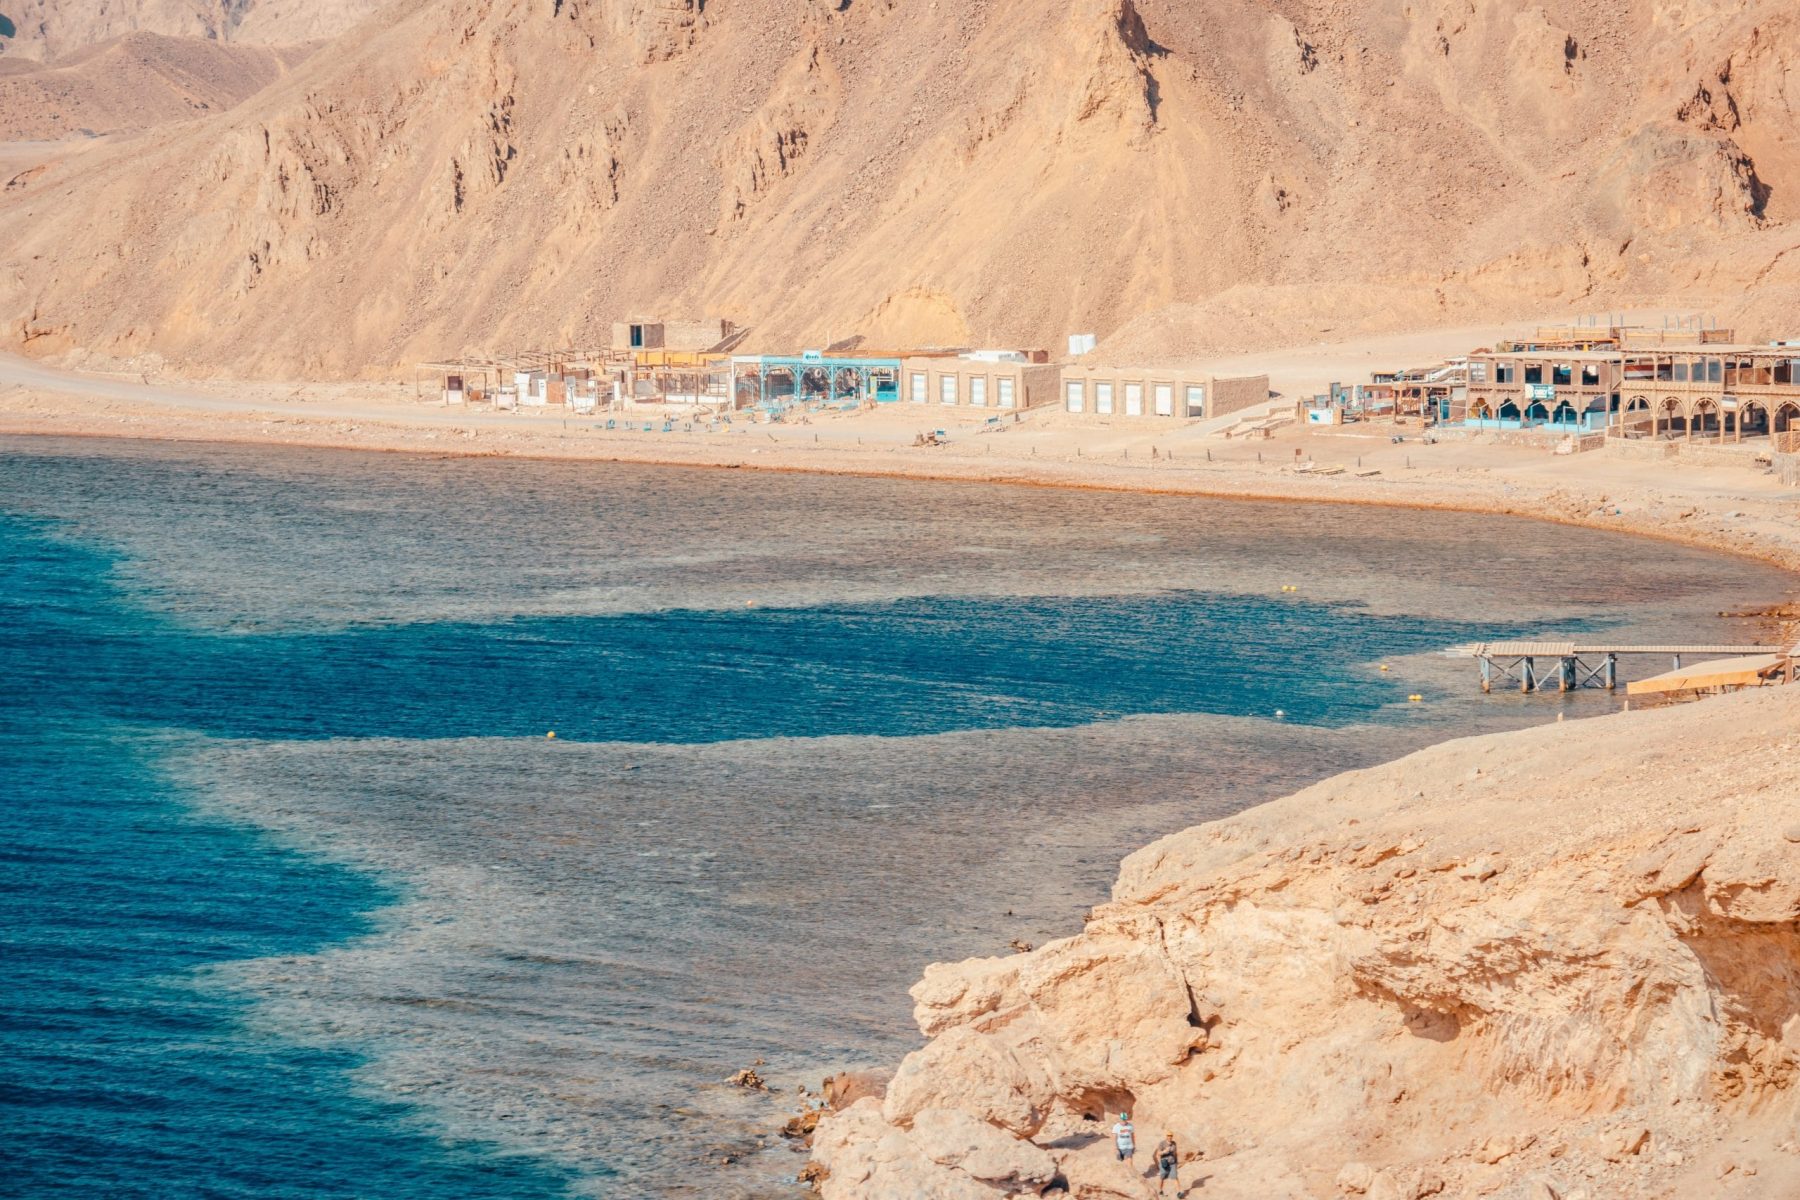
[1,437,1788,1197]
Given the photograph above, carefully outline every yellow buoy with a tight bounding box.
[546,731,556,739]
[1379,664,1391,672]
[1408,694,1423,703]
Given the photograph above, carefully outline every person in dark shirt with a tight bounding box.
[1153,1131,1183,1196]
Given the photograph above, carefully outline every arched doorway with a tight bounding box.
[1659,396,1685,436]
[1738,399,1770,439]
[1690,397,1720,438]
[1776,401,1800,434]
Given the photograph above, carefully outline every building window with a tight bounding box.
[909,372,926,403]
[940,375,958,405]
[997,377,1016,408]
[1495,363,1514,384]
[1581,365,1600,386]
[1123,382,1144,416]
[1065,380,1085,412]
[1672,362,1688,382]
[1707,359,1723,382]
[1524,364,1543,384]
[630,324,645,349]
[970,376,987,406]
[1095,381,1114,414]
[1552,365,1572,386]
[1154,384,1173,416]
[1185,385,1205,416]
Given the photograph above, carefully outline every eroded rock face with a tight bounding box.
[812,686,1800,1198]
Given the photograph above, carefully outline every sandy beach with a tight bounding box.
[4,345,1799,585]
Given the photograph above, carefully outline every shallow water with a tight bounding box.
[2,437,1789,1197]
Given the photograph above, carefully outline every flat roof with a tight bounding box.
[1478,349,1624,361]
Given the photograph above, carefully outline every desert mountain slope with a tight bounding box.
[0,33,311,140]
[812,684,1800,1199]
[0,0,387,60]
[1,0,1798,377]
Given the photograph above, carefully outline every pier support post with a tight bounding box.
[1521,657,1535,693]
[1559,656,1575,692]
[1672,654,1682,671]
[1604,653,1617,691]
[1480,657,1492,694]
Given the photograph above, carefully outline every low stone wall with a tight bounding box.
[1681,442,1768,469]
[1777,452,1800,487]
[1604,437,1773,469]
[1601,437,1679,462]
[1433,427,1604,452]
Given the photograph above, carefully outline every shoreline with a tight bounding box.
[4,386,1800,585]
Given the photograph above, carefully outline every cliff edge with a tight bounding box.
[812,685,1800,1199]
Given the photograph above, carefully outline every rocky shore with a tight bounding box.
[810,685,1800,1199]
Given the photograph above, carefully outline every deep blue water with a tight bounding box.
[1,438,1788,1199]
[4,513,1514,741]
[1,522,583,1197]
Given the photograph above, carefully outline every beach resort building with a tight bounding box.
[611,317,742,354]
[1057,365,1270,421]
[729,349,1060,412]
[732,351,905,409]
[898,350,1060,412]
[1460,342,1800,438]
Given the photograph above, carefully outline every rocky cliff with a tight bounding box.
[812,684,1800,1199]
[3,0,1800,377]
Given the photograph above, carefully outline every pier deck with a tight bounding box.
[1448,642,1794,693]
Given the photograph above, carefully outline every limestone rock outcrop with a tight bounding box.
[812,686,1800,1198]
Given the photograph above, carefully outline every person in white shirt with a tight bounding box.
[1112,1112,1136,1163]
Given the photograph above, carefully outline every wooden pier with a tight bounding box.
[1451,642,1793,693]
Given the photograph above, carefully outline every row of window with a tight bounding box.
[1489,360,1737,385]
[1662,360,1727,382]
[1063,380,1203,416]
[1490,363,1607,386]
[907,372,1016,407]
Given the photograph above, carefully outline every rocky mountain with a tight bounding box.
[0,0,384,60]
[0,33,311,140]
[1,0,1798,377]
[812,684,1800,1199]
